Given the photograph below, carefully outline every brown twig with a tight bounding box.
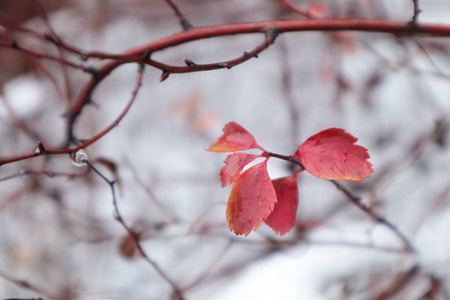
[263,151,415,253]
[0,64,145,166]
[0,269,60,300]
[124,158,180,224]
[3,41,94,73]
[0,168,88,182]
[165,0,194,30]
[147,27,279,81]
[85,161,183,300]
[3,18,450,167]
[64,18,450,132]
[411,0,421,25]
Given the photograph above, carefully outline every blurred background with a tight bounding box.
[0,0,450,299]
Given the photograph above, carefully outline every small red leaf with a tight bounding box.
[220,153,261,187]
[207,121,265,152]
[295,128,374,181]
[264,172,300,235]
[226,159,277,236]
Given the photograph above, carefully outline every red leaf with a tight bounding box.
[207,121,265,152]
[226,159,276,236]
[264,172,299,235]
[294,128,374,181]
[220,153,261,187]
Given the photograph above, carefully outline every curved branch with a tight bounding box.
[165,0,194,30]
[0,64,145,166]
[86,161,183,300]
[68,18,450,127]
[264,151,415,253]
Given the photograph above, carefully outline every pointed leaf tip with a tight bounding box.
[226,160,276,236]
[294,128,374,181]
[207,121,265,152]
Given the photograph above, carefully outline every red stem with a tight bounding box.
[68,18,450,125]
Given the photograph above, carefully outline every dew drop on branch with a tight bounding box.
[34,142,45,154]
[72,149,88,167]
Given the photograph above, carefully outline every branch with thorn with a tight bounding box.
[264,152,415,253]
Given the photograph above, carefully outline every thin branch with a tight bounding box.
[1,41,94,73]
[3,18,450,166]
[165,0,194,30]
[0,64,145,166]
[0,269,60,300]
[329,180,415,253]
[411,0,421,25]
[147,27,279,81]
[4,298,46,300]
[264,151,415,253]
[124,158,179,224]
[64,18,450,129]
[277,0,317,19]
[85,161,184,300]
[0,168,88,182]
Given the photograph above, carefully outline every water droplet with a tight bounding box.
[34,142,45,154]
[72,149,88,167]
[321,146,326,152]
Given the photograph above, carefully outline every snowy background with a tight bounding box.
[0,1,450,299]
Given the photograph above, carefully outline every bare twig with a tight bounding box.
[1,41,94,73]
[146,27,279,81]
[277,0,317,19]
[0,168,88,182]
[124,158,179,224]
[411,0,421,25]
[0,64,145,166]
[0,269,60,300]
[85,161,184,300]
[264,151,415,253]
[165,0,194,30]
[329,180,415,253]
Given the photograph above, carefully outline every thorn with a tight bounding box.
[160,71,170,82]
[184,58,196,66]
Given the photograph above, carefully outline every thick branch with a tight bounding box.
[67,18,450,128]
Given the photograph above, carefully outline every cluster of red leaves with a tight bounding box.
[207,122,374,236]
